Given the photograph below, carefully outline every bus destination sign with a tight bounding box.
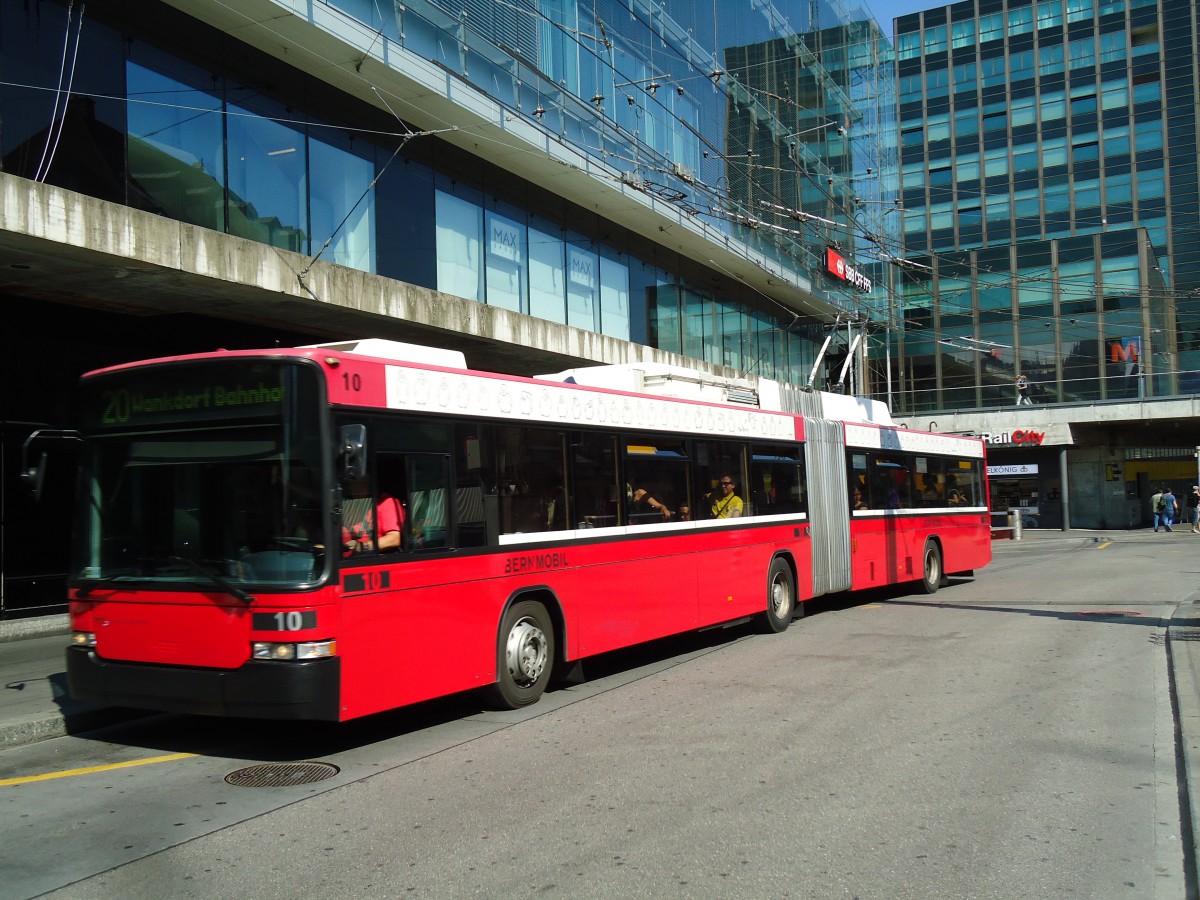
[84,363,293,430]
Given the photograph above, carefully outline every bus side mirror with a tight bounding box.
[22,453,47,502]
[340,424,367,480]
[21,428,79,502]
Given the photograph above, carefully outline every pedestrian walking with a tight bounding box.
[1163,487,1178,532]
[1016,374,1034,406]
[1152,485,1166,532]
[1191,486,1200,533]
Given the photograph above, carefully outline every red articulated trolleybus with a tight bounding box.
[64,339,991,721]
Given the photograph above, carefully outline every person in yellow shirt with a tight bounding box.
[708,474,743,519]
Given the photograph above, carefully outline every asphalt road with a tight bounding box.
[2,531,1196,899]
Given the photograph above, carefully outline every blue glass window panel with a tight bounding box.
[435,189,483,302]
[651,283,682,355]
[1067,0,1095,21]
[1134,125,1163,152]
[926,67,950,98]
[1010,51,1036,82]
[1039,44,1065,76]
[981,56,1006,87]
[1100,31,1126,62]
[528,225,566,325]
[599,251,630,341]
[125,61,225,234]
[1101,81,1129,108]
[979,13,1004,42]
[484,209,526,313]
[1138,172,1165,199]
[681,289,711,361]
[1069,37,1095,68]
[924,25,947,55]
[1037,0,1064,29]
[1133,80,1161,104]
[1009,6,1034,33]
[1105,174,1133,204]
[898,32,921,60]
[308,137,375,273]
[952,21,976,47]
[566,238,598,331]
[226,103,307,253]
[955,111,979,137]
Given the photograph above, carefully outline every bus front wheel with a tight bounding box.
[487,600,555,709]
[759,558,796,634]
[921,541,944,594]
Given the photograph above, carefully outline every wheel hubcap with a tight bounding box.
[505,617,548,686]
[771,576,791,618]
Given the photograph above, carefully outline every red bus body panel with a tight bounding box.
[335,525,809,720]
[848,513,992,590]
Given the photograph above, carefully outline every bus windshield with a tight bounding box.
[71,360,326,590]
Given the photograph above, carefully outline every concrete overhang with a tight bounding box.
[159,0,846,323]
[0,173,740,379]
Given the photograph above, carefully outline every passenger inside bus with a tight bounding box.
[707,474,744,519]
[874,472,901,509]
[342,473,405,556]
[627,477,673,522]
[920,473,942,506]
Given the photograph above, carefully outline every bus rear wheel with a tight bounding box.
[759,558,796,633]
[921,541,944,594]
[487,600,555,709]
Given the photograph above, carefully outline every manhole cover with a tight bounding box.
[225,762,340,787]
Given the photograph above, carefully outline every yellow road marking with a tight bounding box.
[1096,541,1113,550]
[0,752,196,787]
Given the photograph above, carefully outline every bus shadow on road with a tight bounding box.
[884,596,1172,628]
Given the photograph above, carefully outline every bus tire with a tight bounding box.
[760,558,796,634]
[921,541,943,594]
[486,599,555,709]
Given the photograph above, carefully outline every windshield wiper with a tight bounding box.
[168,556,255,605]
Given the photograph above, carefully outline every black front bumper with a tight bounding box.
[66,646,341,721]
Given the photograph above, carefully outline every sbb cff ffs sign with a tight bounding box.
[824,248,872,293]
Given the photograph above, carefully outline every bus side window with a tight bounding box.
[570,432,618,529]
[407,455,449,550]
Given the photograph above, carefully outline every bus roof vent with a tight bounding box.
[305,339,467,368]
[725,386,759,407]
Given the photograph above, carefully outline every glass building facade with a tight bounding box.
[892,0,1199,411]
[0,0,896,387]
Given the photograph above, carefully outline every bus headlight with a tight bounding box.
[71,631,96,647]
[252,640,336,661]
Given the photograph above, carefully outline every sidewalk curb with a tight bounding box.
[0,705,157,751]
[0,615,156,749]
[1168,600,1200,896]
[0,614,69,643]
